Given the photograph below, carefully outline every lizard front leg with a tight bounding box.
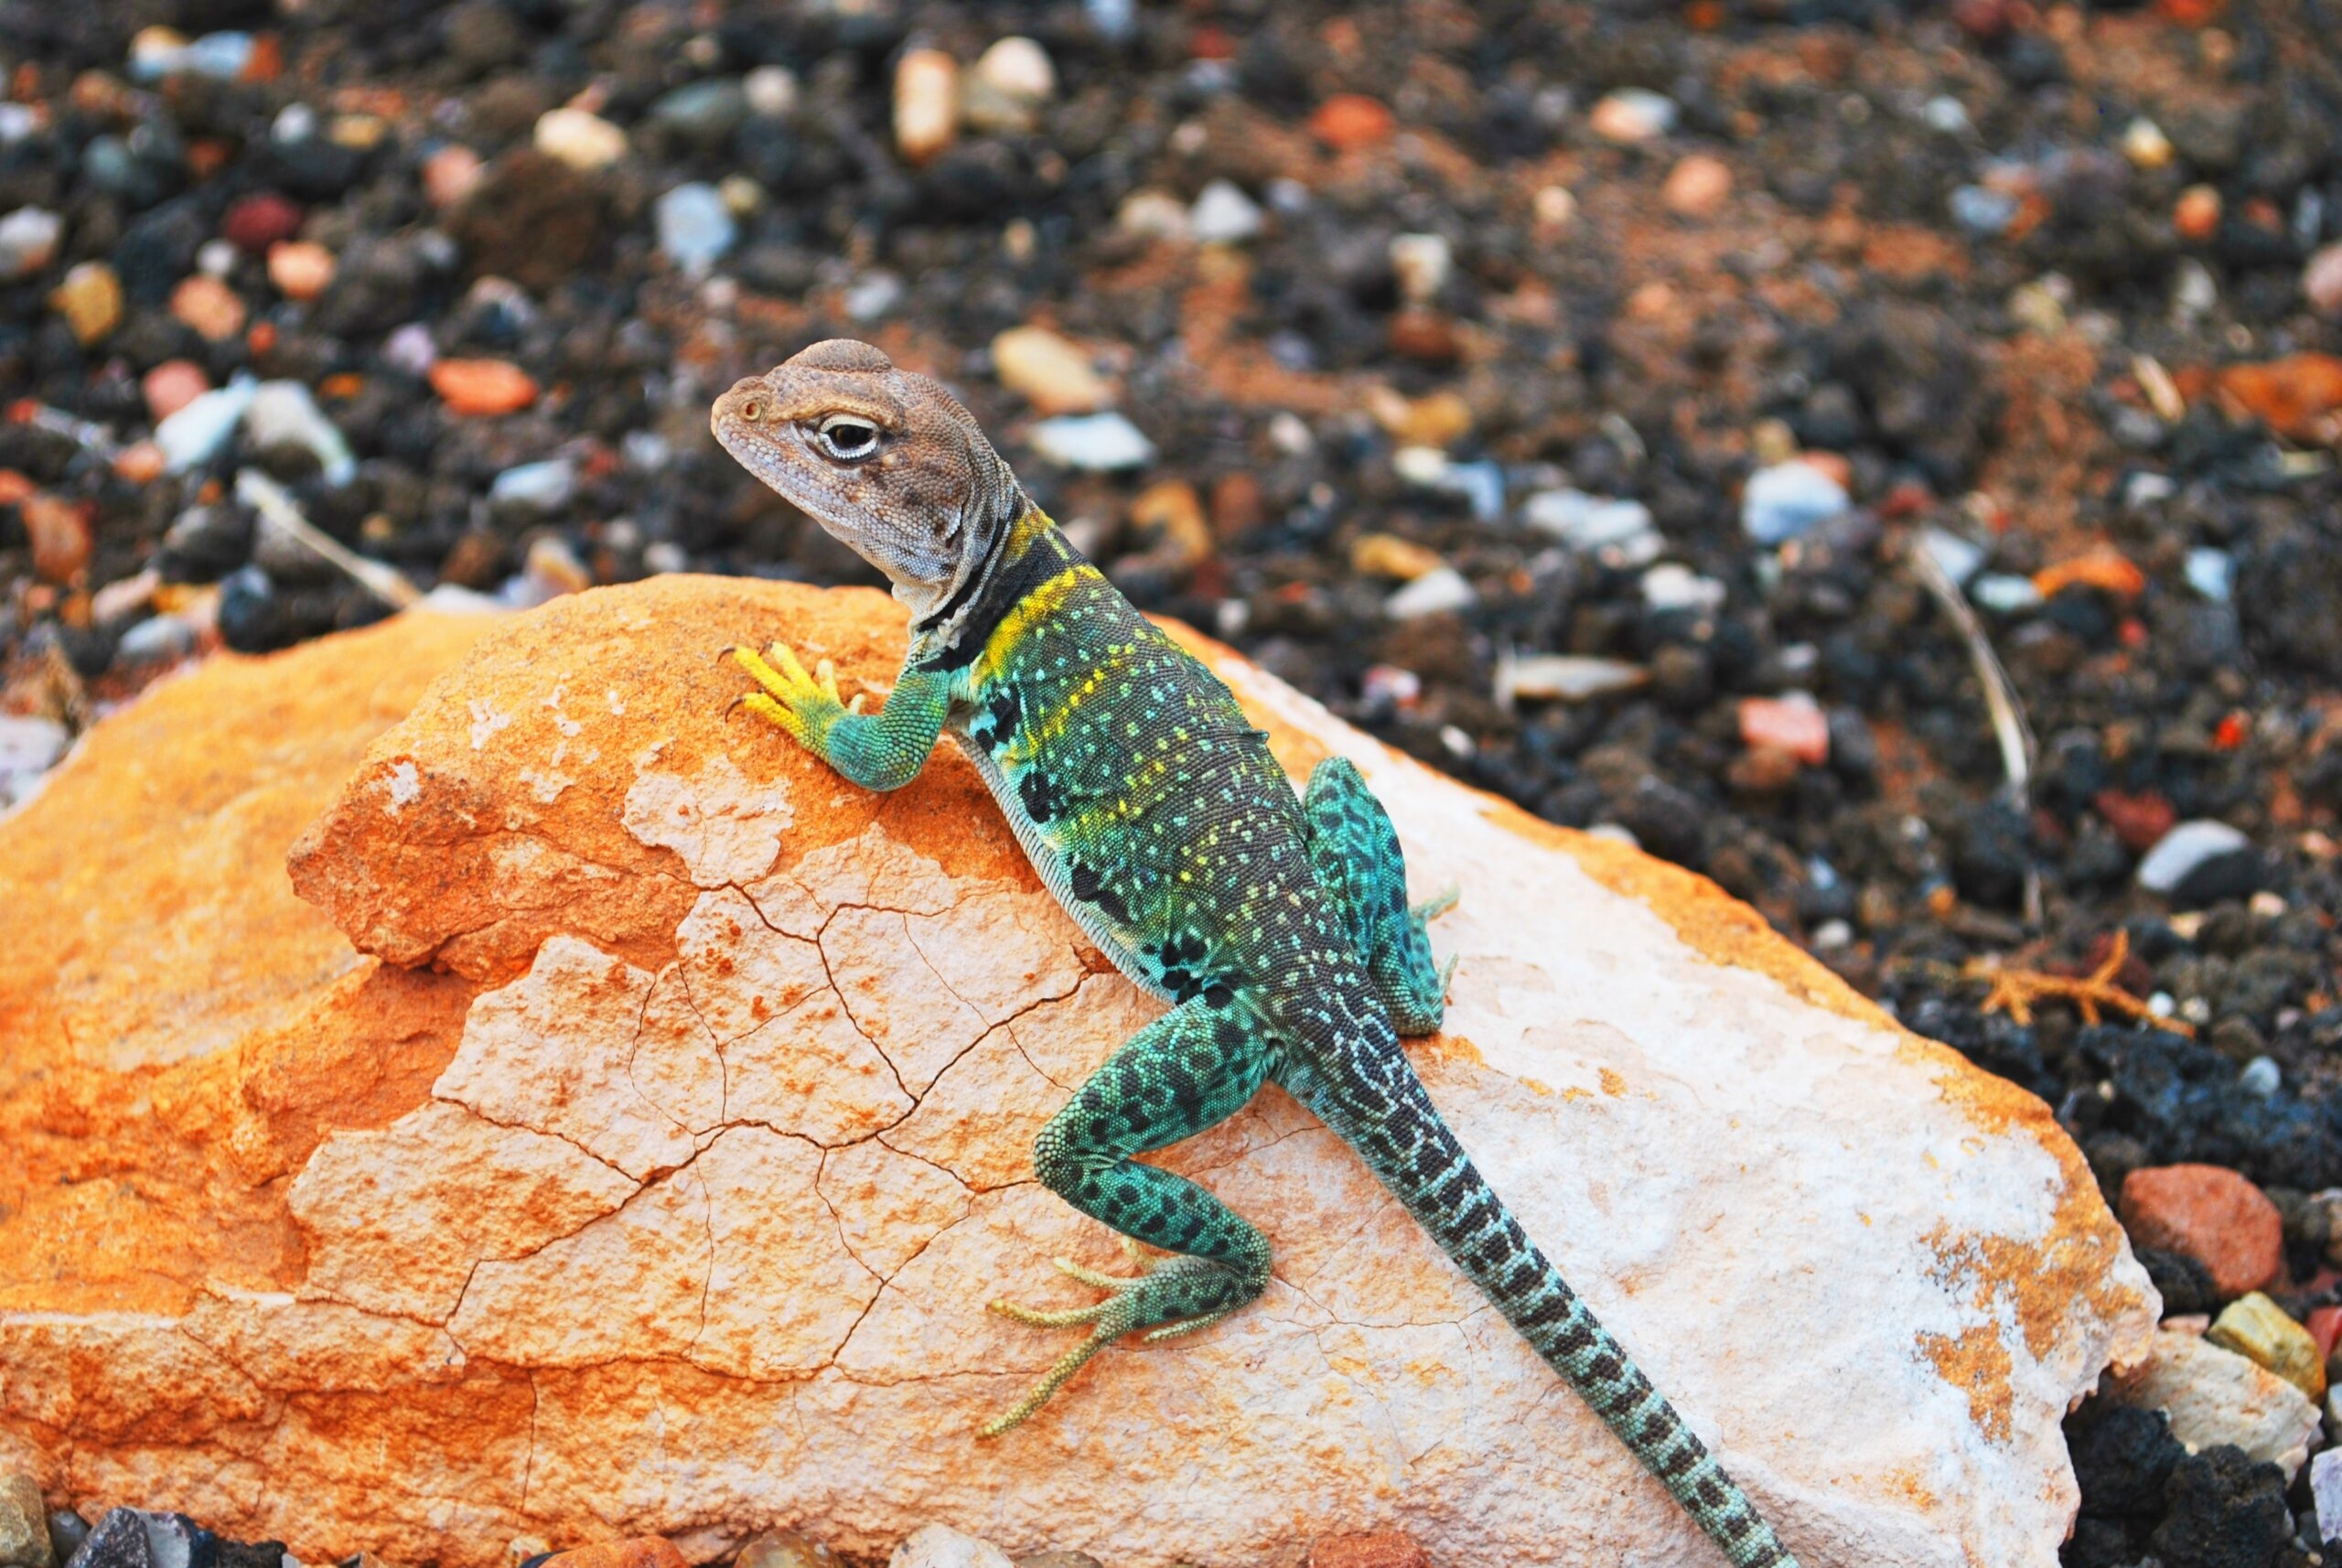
[732,643,953,792]
[982,993,1278,1436]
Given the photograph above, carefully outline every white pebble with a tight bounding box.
[1385,565,1476,619]
[1117,189,1191,242]
[156,375,259,472]
[654,181,736,275]
[1027,412,1155,471]
[1390,232,1452,303]
[1189,179,1263,244]
[1641,563,1726,613]
[1969,574,2043,615]
[744,65,799,119]
[1588,88,1678,145]
[534,107,629,170]
[2135,819,2253,896]
[0,206,62,280]
[2240,1057,2281,1098]
[2185,548,2233,604]
[1742,460,1850,544]
[490,458,576,513]
[245,380,356,486]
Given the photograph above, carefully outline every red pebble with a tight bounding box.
[221,190,304,252]
[1738,696,1830,767]
[2120,1164,2282,1299]
[2308,1305,2342,1365]
[142,359,209,421]
[2094,789,2176,853]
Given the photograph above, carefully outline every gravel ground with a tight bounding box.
[4,0,2342,1560]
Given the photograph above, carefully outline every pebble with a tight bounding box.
[887,1526,1014,1568]
[992,327,1112,415]
[91,568,159,627]
[2208,1292,2325,1398]
[0,716,69,809]
[266,242,335,301]
[115,615,197,668]
[1388,233,1451,304]
[963,38,1055,134]
[1189,180,1264,244]
[533,108,628,171]
[1385,565,1475,619]
[1588,89,1677,144]
[1641,563,1726,613]
[2184,548,2234,604]
[2175,184,2222,242]
[2135,820,2259,904]
[2122,118,2175,170]
[894,49,959,166]
[743,66,799,119]
[143,360,210,422]
[1350,533,1445,582]
[1522,490,1659,555]
[1116,190,1189,242]
[48,262,123,344]
[649,80,747,145]
[0,1477,45,1568]
[2305,242,2342,317]
[156,378,259,471]
[1309,94,1395,151]
[1966,574,2035,616]
[2120,1164,2282,1298]
[2315,1448,2342,1549]
[429,359,538,417]
[733,1535,834,1568]
[382,323,438,377]
[1739,695,1830,766]
[421,145,484,209]
[245,381,356,485]
[653,183,736,275]
[1950,185,2018,236]
[489,458,575,513]
[169,274,247,341]
[23,495,91,583]
[1498,653,1647,704]
[1026,412,1154,470]
[1918,525,1986,587]
[0,207,61,279]
[2113,1330,2319,1480]
[1661,155,1732,217]
[1741,460,1850,544]
[1435,460,1505,522]
[222,192,304,252]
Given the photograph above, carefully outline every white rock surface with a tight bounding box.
[2110,1328,2320,1479]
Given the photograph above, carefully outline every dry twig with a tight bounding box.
[1961,929,2193,1035]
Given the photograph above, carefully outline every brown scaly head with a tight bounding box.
[712,339,1029,633]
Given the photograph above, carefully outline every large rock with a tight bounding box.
[0,577,2154,1567]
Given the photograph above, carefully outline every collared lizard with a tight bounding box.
[713,339,1799,1568]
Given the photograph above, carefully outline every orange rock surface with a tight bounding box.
[0,577,2154,1568]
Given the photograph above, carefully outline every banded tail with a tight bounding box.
[1280,1042,1799,1568]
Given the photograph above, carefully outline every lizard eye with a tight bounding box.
[816,414,883,462]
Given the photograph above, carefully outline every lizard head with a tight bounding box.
[712,339,1027,629]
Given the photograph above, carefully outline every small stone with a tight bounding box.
[265,241,335,302]
[430,359,538,417]
[1344,531,1443,584]
[1728,744,1801,796]
[2184,547,2233,604]
[1385,565,1475,619]
[1950,185,2019,236]
[2304,242,2342,317]
[735,1534,835,1568]
[245,381,356,485]
[422,145,484,209]
[1661,154,1732,217]
[2239,1056,2281,1099]
[744,66,799,119]
[2175,184,2223,243]
[0,1475,49,1568]
[894,49,959,166]
[156,377,259,472]
[2208,1292,2326,1398]
[2120,1164,2282,1299]
[489,458,575,513]
[116,615,197,668]
[1305,1530,1430,1568]
[1641,563,1726,613]
[1189,180,1263,244]
[2135,820,2258,904]
[649,80,747,145]
[0,207,62,280]
[1388,233,1450,304]
[22,494,91,583]
[1498,653,1647,704]
[1969,574,2043,614]
[887,1527,1013,1568]
[48,261,123,344]
[991,327,1112,415]
[0,717,70,808]
[170,274,246,341]
[2111,1329,2319,1480]
[43,1514,85,1568]
[1739,695,1830,767]
[383,323,438,377]
[1532,186,1577,232]
[1309,94,1395,151]
[2094,790,2177,854]
[1522,490,1659,553]
[143,360,210,422]
[91,568,160,627]
[1371,389,1472,448]
[1027,412,1153,470]
[533,108,628,171]
[1742,461,1849,544]
[1124,480,1211,572]
[543,1541,687,1568]
[653,182,736,275]
[1116,190,1189,242]
[62,1510,149,1568]
[1588,88,1677,144]
[221,191,303,252]
[2122,118,2175,170]
[1920,527,1987,587]
[963,38,1054,134]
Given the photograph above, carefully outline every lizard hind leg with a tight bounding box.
[1301,757,1456,1036]
[982,995,1279,1437]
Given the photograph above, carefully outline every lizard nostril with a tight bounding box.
[738,397,764,422]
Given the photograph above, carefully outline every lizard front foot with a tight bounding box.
[729,640,863,752]
[979,1240,1245,1437]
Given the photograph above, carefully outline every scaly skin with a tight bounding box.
[713,340,1801,1567]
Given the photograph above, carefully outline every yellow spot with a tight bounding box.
[1597,1067,1627,1097]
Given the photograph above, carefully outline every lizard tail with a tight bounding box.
[1279,1040,1799,1568]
